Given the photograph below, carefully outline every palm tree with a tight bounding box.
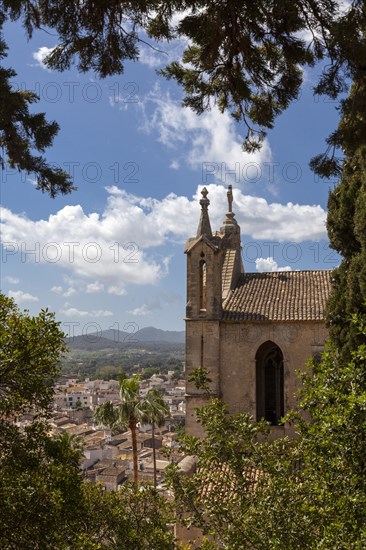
[94,374,168,486]
[94,374,144,484]
[142,388,170,488]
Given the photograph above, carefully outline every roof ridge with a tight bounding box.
[241,269,333,275]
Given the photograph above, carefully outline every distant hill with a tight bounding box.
[134,327,185,343]
[66,335,122,351]
[65,326,185,350]
[101,326,185,344]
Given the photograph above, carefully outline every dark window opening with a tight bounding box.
[256,341,284,426]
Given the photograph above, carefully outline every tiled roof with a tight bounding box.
[223,270,332,321]
[199,460,260,503]
[96,466,125,477]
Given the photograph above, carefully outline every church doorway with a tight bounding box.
[256,341,284,425]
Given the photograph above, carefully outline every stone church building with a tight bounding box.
[184,186,332,437]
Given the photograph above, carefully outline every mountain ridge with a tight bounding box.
[65,326,185,350]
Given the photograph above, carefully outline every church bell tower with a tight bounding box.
[184,185,243,436]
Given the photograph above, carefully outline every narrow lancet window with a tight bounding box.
[199,260,207,310]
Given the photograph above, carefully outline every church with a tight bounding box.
[184,185,331,437]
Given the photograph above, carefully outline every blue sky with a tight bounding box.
[1,21,341,333]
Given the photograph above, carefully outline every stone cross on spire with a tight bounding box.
[221,184,238,228]
[227,184,233,213]
[196,187,212,238]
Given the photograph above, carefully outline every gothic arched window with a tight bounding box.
[256,341,284,426]
[199,259,207,310]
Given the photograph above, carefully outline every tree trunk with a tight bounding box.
[130,418,138,485]
[152,423,157,488]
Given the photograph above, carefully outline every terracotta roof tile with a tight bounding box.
[222,270,332,321]
[198,461,261,502]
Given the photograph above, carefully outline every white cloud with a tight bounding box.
[0,185,327,291]
[255,257,292,272]
[8,290,39,304]
[124,183,326,243]
[60,305,113,318]
[138,86,272,183]
[138,45,168,68]
[170,160,180,170]
[231,190,327,242]
[63,287,76,297]
[51,285,63,294]
[1,196,169,290]
[107,286,127,296]
[51,285,76,297]
[128,304,152,317]
[128,291,180,317]
[4,276,19,284]
[32,46,55,70]
[137,19,190,69]
[52,278,126,297]
[86,281,105,293]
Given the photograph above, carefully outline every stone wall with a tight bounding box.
[186,319,328,438]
